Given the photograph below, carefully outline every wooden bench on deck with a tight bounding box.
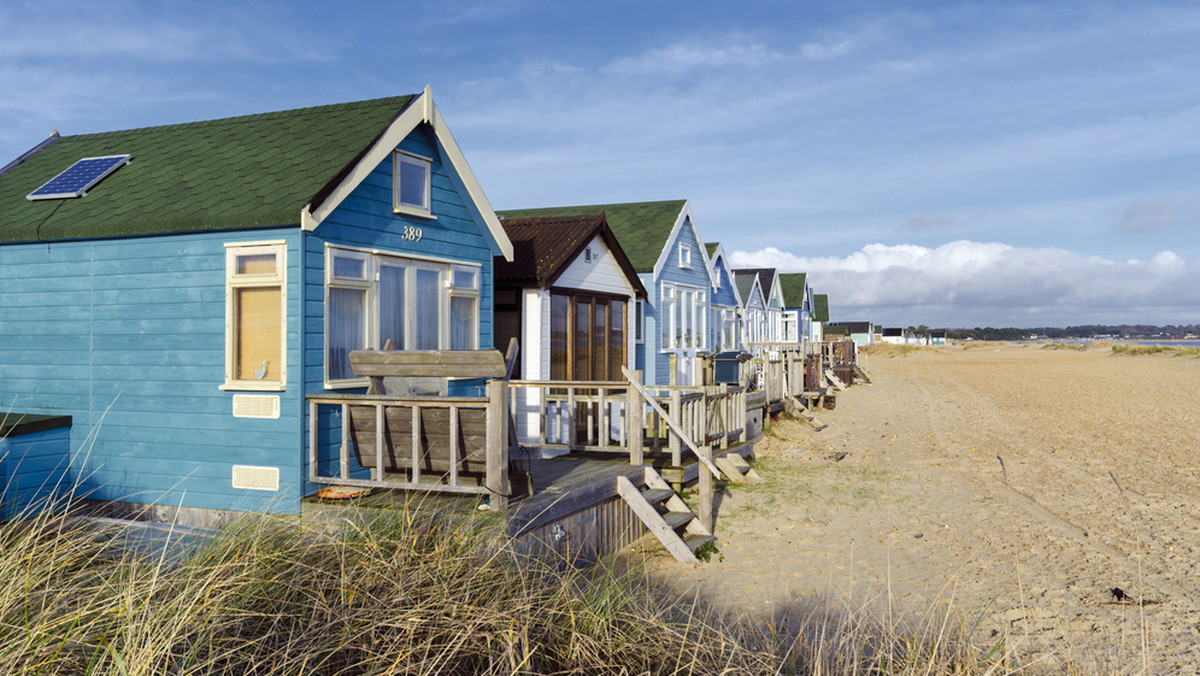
[307,349,510,506]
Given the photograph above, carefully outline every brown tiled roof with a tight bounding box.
[495,214,646,297]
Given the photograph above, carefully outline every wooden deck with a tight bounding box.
[303,438,758,563]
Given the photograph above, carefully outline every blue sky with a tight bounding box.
[3,0,1200,328]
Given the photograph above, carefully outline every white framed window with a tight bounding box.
[449,264,480,350]
[634,300,645,344]
[713,267,722,289]
[223,241,287,390]
[660,282,705,351]
[678,244,692,269]
[325,245,481,387]
[393,150,432,216]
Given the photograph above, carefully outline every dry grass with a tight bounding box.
[861,343,925,358]
[1111,343,1200,357]
[0,488,1042,675]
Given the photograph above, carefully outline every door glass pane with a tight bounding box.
[378,264,406,350]
[452,267,478,289]
[593,299,607,382]
[328,287,365,380]
[550,294,568,380]
[609,300,625,380]
[575,299,591,381]
[331,254,365,280]
[450,296,476,349]
[415,267,440,349]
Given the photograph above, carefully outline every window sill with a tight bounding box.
[393,206,438,220]
[324,379,370,390]
[220,382,286,392]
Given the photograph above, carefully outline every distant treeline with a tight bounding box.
[942,325,1200,341]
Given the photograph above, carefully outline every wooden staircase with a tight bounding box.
[852,363,872,383]
[715,453,764,485]
[823,368,848,391]
[617,468,714,563]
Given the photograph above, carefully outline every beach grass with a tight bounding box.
[1111,343,1200,357]
[0,489,1034,675]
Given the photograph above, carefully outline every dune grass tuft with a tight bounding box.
[0,491,1036,675]
[1111,343,1200,358]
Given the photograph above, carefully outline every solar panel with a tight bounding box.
[26,154,131,201]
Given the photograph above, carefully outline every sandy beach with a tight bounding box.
[647,343,1200,673]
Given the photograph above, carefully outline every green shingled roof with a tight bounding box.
[732,270,758,305]
[498,199,686,273]
[0,95,414,243]
[777,272,808,308]
[813,293,830,322]
[704,242,719,258]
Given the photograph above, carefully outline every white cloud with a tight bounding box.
[729,241,1200,327]
[801,39,853,61]
[602,41,782,76]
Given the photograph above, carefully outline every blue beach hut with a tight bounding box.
[704,242,743,353]
[0,88,513,523]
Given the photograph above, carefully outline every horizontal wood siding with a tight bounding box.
[303,125,499,492]
[0,230,304,514]
[652,217,712,386]
[710,258,739,308]
[511,495,647,563]
[635,272,654,380]
[553,235,637,297]
[0,426,71,519]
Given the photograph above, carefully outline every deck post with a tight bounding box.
[340,403,350,480]
[567,387,577,450]
[627,370,644,465]
[486,378,510,509]
[308,400,318,481]
[669,389,682,468]
[698,443,714,533]
[375,403,385,482]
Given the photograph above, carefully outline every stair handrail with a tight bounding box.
[621,366,721,479]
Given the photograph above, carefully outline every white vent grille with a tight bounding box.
[232,465,279,491]
[232,394,280,419]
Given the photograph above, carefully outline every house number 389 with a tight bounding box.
[402,226,423,242]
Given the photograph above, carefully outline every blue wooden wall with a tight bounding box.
[637,216,712,386]
[0,229,305,515]
[303,124,499,488]
[0,423,71,519]
[709,254,740,350]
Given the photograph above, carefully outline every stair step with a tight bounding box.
[662,511,694,530]
[641,488,675,505]
[684,534,716,552]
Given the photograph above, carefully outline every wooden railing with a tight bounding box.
[307,378,509,507]
[507,380,634,454]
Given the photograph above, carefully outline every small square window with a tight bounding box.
[451,266,478,290]
[394,151,431,213]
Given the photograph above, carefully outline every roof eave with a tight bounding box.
[300,85,513,261]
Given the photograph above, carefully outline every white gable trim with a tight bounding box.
[300,85,513,261]
[745,275,765,310]
[764,269,785,309]
[706,242,743,308]
[650,200,709,284]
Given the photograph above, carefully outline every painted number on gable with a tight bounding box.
[402,226,423,242]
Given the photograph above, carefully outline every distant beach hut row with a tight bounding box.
[0,90,866,559]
